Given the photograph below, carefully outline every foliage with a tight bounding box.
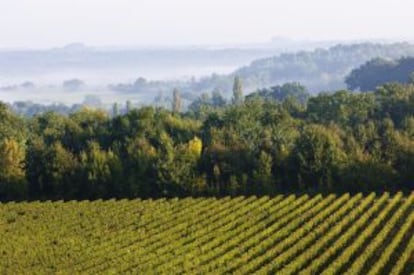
[292,124,346,190]
[0,138,26,198]
[232,76,243,105]
[246,82,310,104]
[172,88,182,113]
[346,57,414,91]
[1,83,414,199]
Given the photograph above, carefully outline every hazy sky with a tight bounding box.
[1,0,413,48]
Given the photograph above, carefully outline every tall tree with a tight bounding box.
[126,100,132,113]
[112,102,120,117]
[172,88,182,113]
[232,76,243,105]
[0,138,26,198]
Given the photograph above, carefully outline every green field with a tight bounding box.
[0,193,413,274]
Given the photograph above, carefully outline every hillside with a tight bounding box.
[346,57,414,91]
[110,42,414,97]
[231,42,414,93]
[1,193,413,274]
[4,42,414,106]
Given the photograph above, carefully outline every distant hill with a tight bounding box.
[199,42,414,94]
[346,57,414,91]
[110,42,414,97]
[3,42,414,105]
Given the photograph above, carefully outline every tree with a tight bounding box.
[188,93,210,113]
[172,88,182,113]
[307,90,377,127]
[345,57,414,91]
[112,103,120,117]
[246,82,310,104]
[43,142,78,196]
[0,102,27,142]
[69,108,108,152]
[232,76,243,105]
[156,132,204,195]
[126,100,132,113]
[252,150,273,194]
[123,136,158,197]
[409,72,414,84]
[188,90,226,118]
[25,137,80,198]
[211,89,226,107]
[292,125,346,190]
[0,138,26,198]
[79,142,123,198]
[393,132,414,189]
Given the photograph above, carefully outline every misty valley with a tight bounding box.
[2,41,414,117]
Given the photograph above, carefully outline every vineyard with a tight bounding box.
[0,193,413,274]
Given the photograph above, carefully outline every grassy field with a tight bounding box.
[0,193,413,274]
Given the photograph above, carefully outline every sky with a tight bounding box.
[1,0,414,49]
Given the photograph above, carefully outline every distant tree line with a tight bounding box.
[346,57,414,91]
[245,82,310,104]
[110,42,414,95]
[1,81,414,200]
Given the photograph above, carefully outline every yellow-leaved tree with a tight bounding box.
[187,136,202,160]
[0,138,26,197]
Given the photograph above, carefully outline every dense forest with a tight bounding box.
[1,77,414,200]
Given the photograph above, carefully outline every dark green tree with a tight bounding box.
[292,124,346,190]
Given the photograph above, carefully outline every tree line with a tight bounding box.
[1,81,414,200]
[346,57,414,91]
[109,43,414,96]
